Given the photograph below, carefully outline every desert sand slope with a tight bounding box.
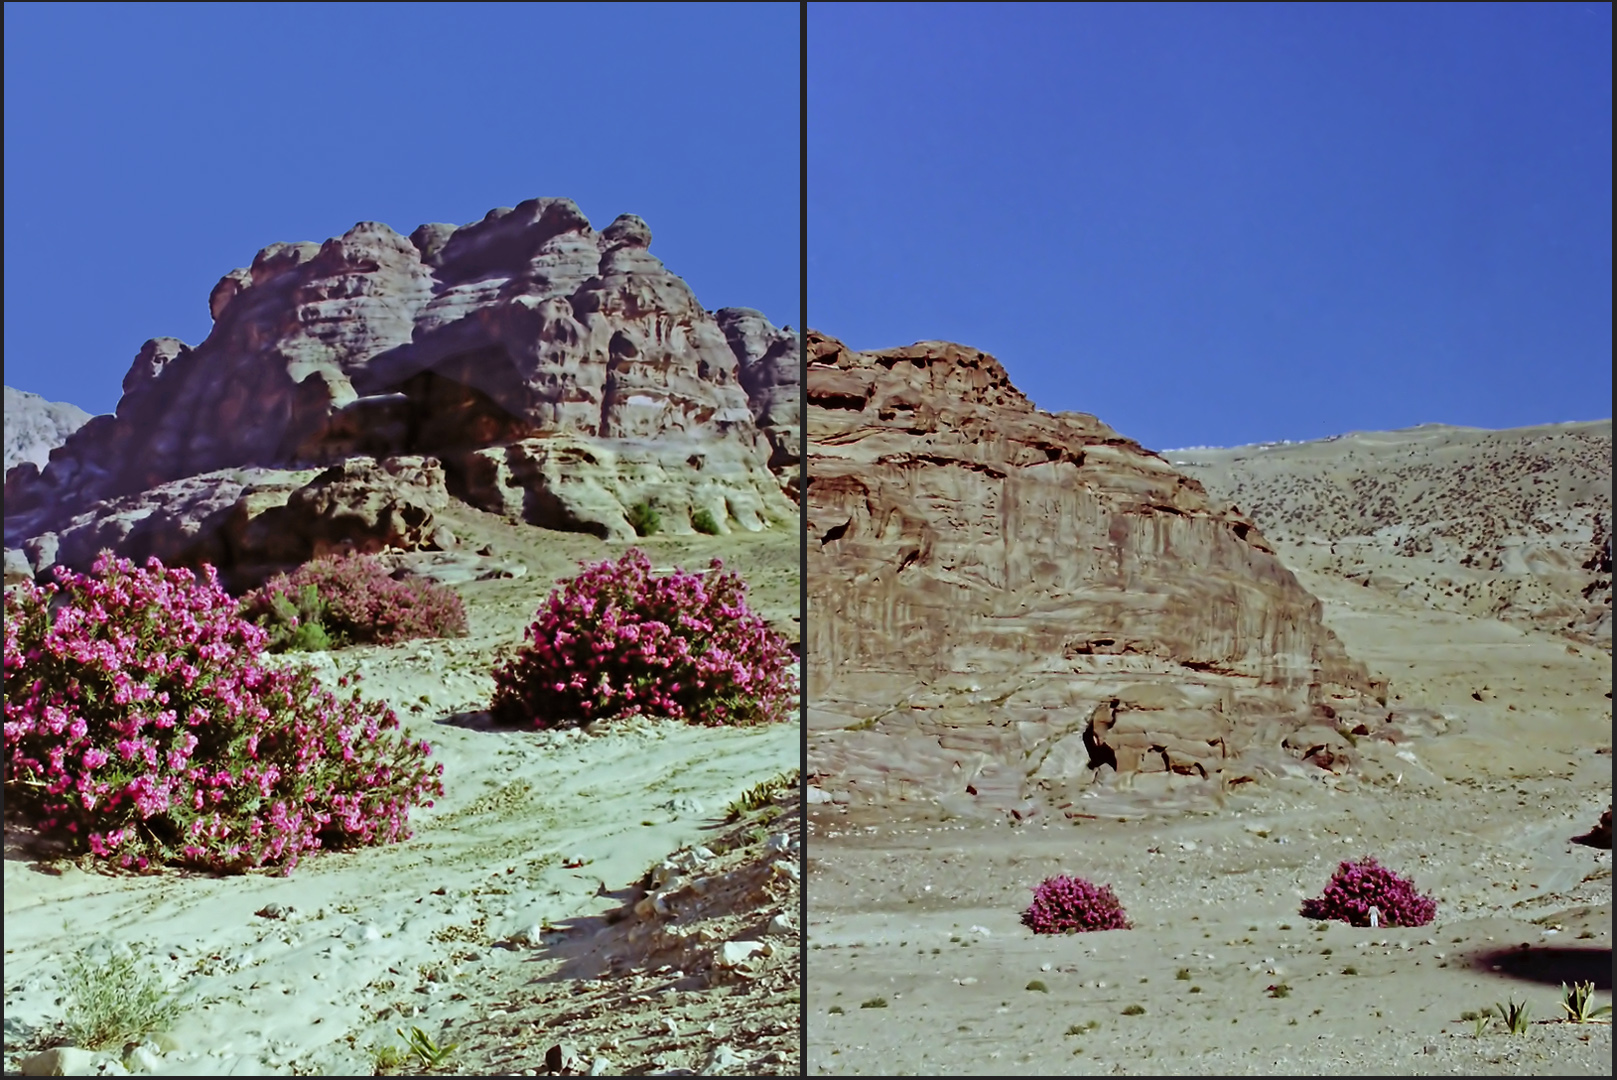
[3,524,802,1077]
[1167,421,1612,649]
[806,517,1611,1076]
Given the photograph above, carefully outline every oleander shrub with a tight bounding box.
[1300,856,1437,927]
[241,553,467,651]
[488,547,794,730]
[4,553,444,874]
[1022,874,1132,934]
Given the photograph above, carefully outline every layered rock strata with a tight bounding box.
[4,199,797,587]
[805,333,1380,812]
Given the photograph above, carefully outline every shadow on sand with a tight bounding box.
[1468,943,1612,991]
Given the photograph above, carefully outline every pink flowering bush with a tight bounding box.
[1300,856,1437,927]
[4,553,444,875]
[1022,874,1132,934]
[240,553,467,651]
[489,548,794,729]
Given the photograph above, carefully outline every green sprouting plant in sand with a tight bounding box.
[691,507,722,535]
[1494,997,1532,1035]
[392,1026,458,1070]
[1559,981,1612,1024]
[726,768,801,820]
[59,948,185,1051]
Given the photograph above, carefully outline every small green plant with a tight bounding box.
[255,583,333,652]
[691,507,722,535]
[395,1026,458,1070]
[1342,965,1358,975]
[1176,967,1191,980]
[60,949,184,1051]
[1026,980,1049,993]
[1121,1004,1145,1016]
[627,501,661,537]
[1190,986,1203,993]
[1472,1014,1491,1038]
[373,1045,408,1073]
[860,997,888,1009]
[726,768,800,819]
[828,1005,844,1015]
[1559,981,1612,1024]
[1494,998,1532,1035]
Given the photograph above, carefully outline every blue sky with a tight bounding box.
[808,2,1612,451]
[4,2,799,417]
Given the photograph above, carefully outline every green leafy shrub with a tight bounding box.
[240,553,467,650]
[691,507,722,535]
[250,583,333,652]
[627,501,661,537]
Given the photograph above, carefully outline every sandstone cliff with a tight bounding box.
[805,333,1380,814]
[3,386,93,475]
[4,199,798,587]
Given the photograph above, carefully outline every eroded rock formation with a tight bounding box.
[805,333,1380,813]
[3,386,92,475]
[4,199,798,588]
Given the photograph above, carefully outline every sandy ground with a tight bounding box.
[3,513,803,1077]
[805,532,1612,1075]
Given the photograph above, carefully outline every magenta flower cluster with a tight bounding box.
[489,548,795,729]
[1022,874,1132,934]
[1300,856,1437,927]
[241,552,467,649]
[4,553,444,875]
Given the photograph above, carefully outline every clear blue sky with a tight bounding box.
[4,2,799,418]
[808,2,1613,451]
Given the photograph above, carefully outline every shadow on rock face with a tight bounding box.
[1467,944,1612,990]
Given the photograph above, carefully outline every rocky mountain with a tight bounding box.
[1168,421,1612,648]
[3,386,93,476]
[805,332,1385,815]
[3,198,798,589]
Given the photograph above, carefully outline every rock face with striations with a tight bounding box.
[805,332,1380,814]
[4,198,797,588]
